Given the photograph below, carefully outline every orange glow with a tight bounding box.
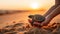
[0,0,55,10]
[29,2,39,9]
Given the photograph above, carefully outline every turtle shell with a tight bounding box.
[29,14,45,22]
[33,14,45,22]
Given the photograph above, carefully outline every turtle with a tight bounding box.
[28,14,45,26]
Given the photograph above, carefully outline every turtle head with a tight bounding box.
[28,15,34,18]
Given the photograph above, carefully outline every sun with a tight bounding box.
[30,2,39,9]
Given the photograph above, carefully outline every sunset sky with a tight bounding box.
[0,0,55,10]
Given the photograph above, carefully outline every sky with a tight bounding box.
[0,0,55,10]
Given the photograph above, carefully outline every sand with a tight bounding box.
[0,11,60,34]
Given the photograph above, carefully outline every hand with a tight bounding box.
[33,22,42,27]
[33,18,49,27]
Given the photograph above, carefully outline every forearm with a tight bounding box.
[44,5,58,17]
[46,5,60,22]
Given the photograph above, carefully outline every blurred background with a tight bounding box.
[0,0,60,28]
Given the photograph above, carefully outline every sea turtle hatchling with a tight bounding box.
[28,14,45,26]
